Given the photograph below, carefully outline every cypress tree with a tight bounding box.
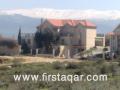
[18,27,22,45]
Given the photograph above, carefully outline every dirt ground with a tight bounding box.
[0,55,80,64]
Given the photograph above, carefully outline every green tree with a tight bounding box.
[34,31,44,48]
[18,27,22,45]
[35,28,60,53]
[21,39,30,54]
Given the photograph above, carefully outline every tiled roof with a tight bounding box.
[106,32,115,35]
[47,19,96,28]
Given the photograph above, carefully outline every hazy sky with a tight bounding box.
[0,0,120,10]
[0,0,120,37]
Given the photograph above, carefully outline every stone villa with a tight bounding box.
[19,19,108,58]
[36,19,97,57]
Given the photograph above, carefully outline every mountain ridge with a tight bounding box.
[1,8,120,20]
[0,9,120,36]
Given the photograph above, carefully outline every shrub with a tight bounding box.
[110,64,120,76]
[0,39,18,49]
[65,63,78,69]
[100,65,111,74]
[96,59,106,65]
[52,61,63,69]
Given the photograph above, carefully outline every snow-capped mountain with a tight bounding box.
[1,8,120,20]
[0,8,120,37]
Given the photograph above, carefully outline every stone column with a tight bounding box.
[30,49,32,55]
[19,45,22,55]
[103,35,105,47]
[67,47,71,59]
[36,49,39,55]
[53,48,55,57]
[59,45,65,58]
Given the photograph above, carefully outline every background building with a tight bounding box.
[110,24,120,54]
[95,34,105,47]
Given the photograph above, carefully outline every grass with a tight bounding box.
[40,89,48,90]
[0,58,120,90]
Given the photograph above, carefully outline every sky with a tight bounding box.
[0,0,120,37]
[0,0,120,10]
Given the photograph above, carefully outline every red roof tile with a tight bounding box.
[106,32,115,35]
[47,19,96,28]
[79,20,96,27]
[48,19,64,27]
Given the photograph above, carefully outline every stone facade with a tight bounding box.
[37,19,97,57]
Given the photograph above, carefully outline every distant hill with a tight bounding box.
[0,14,120,37]
[91,19,120,34]
[0,14,41,37]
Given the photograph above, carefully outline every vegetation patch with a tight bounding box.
[0,60,120,90]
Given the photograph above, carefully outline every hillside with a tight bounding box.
[0,9,120,36]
